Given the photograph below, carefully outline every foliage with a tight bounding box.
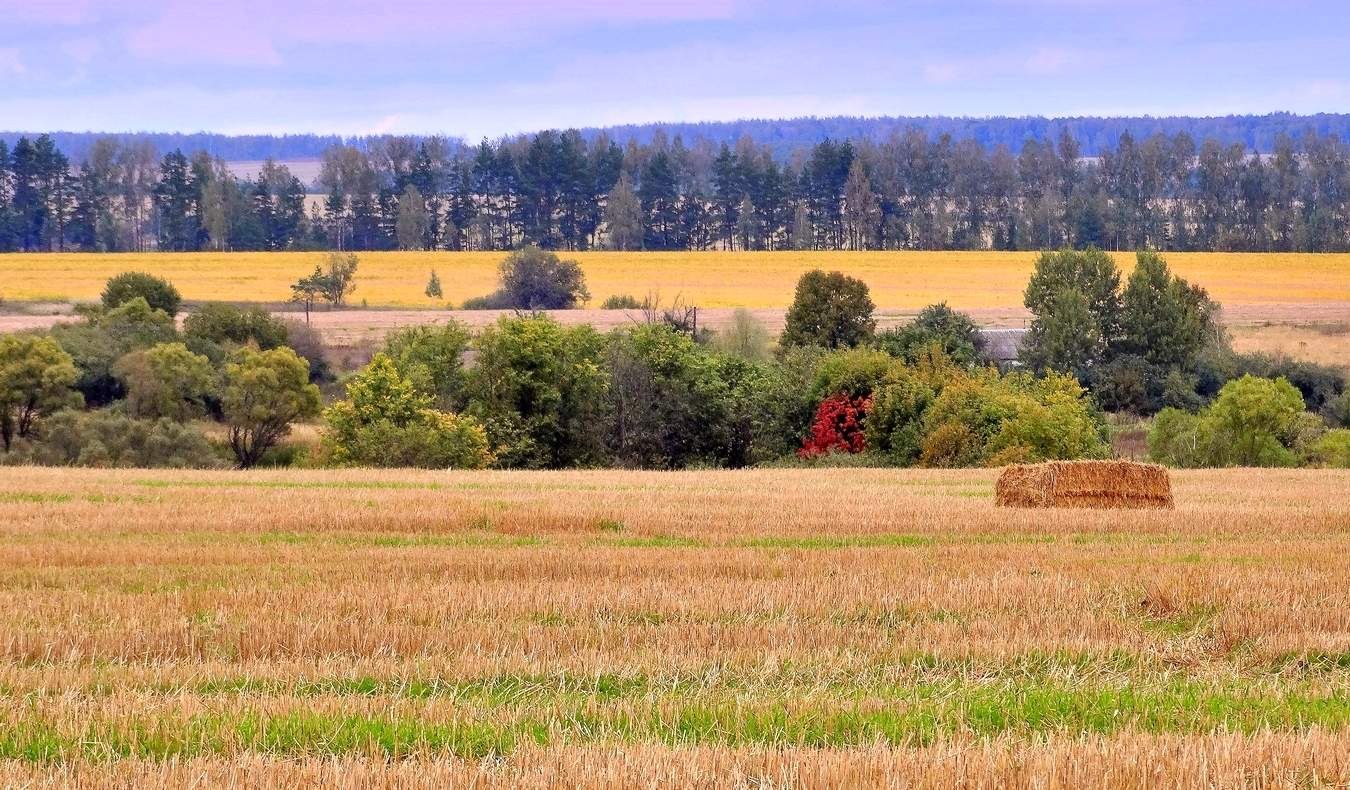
[323,355,491,469]
[464,316,607,468]
[1117,251,1217,369]
[1149,375,1314,467]
[113,342,217,420]
[221,347,321,469]
[10,408,220,468]
[0,334,81,451]
[424,269,443,299]
[49,297,180,405]
[472,246,590,310]
[811,348,895,399]
[382,322,471,410]
[183,303,289,356]
[607,321,739,467]
[781,269,875,349]
[875,303,984,365]
[600,294,643,309]
[1312,429,1350,468]
[276,318,332,383]
[712,308,773,362]
[101,271,183,317]
[799,393,871,458]
[291,253,359,311]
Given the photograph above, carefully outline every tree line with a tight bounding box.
[2,254,1347,471]
[4,125,1350,254]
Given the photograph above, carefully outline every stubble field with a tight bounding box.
[2,466,1348,786]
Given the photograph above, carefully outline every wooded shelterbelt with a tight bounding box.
[3,119,1350,254]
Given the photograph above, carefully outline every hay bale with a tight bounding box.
[995,460,1173,509]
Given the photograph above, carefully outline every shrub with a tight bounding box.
[424,270,443,299]
[712,308,773,362]
[600,294,643,309]
[811,348,896,400]
[463,316,607,468]
[1334,389,1350,428]
[0,334,81,452]
[184,303,289,353]
[865,367,939,465]
[1312,429,1350,468]
[323,354,491,469]
[1148,375,1313,468]
[874,303,983,366]
[113,342,217,420]
[50,297,179,405]
[276,318,332,382]
[383,322,471,410]
[471,246,589,310]
[101,272,183,317]
[13,409,220,468]
[222,347,322,468]
[799,393,871,458]
[781,270,875,349]
[604,324,731,469]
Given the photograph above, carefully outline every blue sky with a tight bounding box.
[1,0,1348,138]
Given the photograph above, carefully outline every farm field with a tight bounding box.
[1,250,1349,310]
[2,466,1349,786]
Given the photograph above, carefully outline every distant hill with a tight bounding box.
[6,112,1350,162]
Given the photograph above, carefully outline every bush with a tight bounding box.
[113,342,217,420]
[1334,389,1350,428]
[1312,429,1350,468]
[812,348,896,400]
[50,297,179,405]
[0,334,82,451]
[781,270,875,349]
[383,322,471,410]
[464,316,607,468]
[1148,375,1314,467]
[470,246,589,310]
[12,409,220,468]
[101,272,183,317]
[276,318,332,382]
[184,303,289,353]
[712,308,772,362]
[799,393,871,458]
[600,294,643,309]
[323,354,491,469]
[869,365,1108,468]
[1225,352,1345,416]
[604,324,731,469]
[874,303,983,366]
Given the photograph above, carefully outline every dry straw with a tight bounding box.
[995,460,1174,509]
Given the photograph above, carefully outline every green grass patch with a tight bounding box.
[3,681,1348,762]
[739,534,934,549]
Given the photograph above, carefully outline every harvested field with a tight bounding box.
[995,460,1174,509]
[1,250,1348,309]
[1,465,1348,786]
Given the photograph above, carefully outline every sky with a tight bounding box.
[2,0,1349,138]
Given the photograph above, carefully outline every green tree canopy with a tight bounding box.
[0,334,81,451]
[101,271,183,317]
[781,269,876,350]
[113,342,217,420]
[221,347,321,468]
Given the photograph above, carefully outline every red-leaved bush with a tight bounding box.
[799,393,872,458]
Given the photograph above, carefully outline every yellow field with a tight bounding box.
[2,251,1350,309]
[2,465,1348,786]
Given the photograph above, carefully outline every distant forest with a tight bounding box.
[6,112,1350,162]
[3,112,1350,254]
